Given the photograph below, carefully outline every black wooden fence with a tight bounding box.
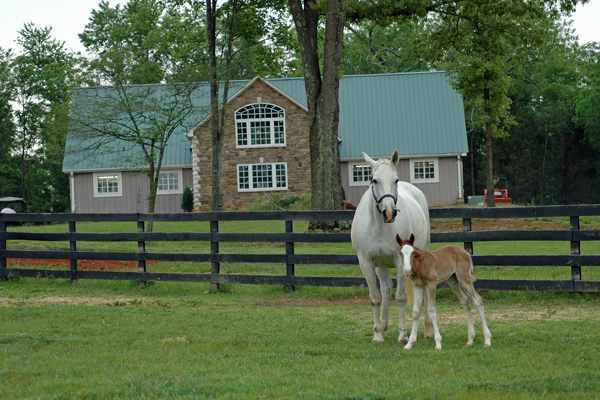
[1,205,600,292]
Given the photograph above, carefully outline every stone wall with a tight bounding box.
[191,79,311,211]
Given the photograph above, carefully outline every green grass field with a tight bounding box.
[2,218,600,398]
[1,277,600,399]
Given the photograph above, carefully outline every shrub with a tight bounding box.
[181,187,194,212]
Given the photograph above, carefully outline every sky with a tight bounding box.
[0,0,599,55]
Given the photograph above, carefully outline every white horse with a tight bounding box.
[397,234,492,350]
[351,150,431,344]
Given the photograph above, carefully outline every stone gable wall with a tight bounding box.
[191,80,311,211]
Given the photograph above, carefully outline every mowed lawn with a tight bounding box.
[2,217,600,398]
[1,277,600,399]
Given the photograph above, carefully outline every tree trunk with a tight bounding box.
[484,87,496,208]
[468,127,476,197]
[289,0,347,229]
[207,0,223,211]
[539,121,550,206]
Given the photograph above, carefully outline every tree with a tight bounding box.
[77,0,205,229]
[9,24,80,212]
[0,48,17,197]
[286,0,585,215]
[420,1,572,207]
[341,20,428,75]
[288,0,347,229]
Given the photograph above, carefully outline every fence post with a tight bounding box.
[211,220,219,292]
[138,220,146,286]
[285,220,295,292]
[463,217,473,255]
[69,221,78,285]
[1,220,6,282]
[570,216,581,294]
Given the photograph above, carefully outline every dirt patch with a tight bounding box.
[5,259,154,271]
[431,219,567,233]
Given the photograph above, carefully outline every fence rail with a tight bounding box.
[1,205,600,292]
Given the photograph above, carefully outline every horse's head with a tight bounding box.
[396,233,416,276]
[364,150,400,223]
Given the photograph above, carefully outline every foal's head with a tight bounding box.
[396,233,417,276]
[364,150,400,223]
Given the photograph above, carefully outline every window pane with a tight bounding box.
[235,104,285,147]
[97,175,118,193]
[413,161,435,180]
[275,164,287,188]
[237,122,247,146]
[274,120,285,144]
[352,164,372,182]
[238,165,249,189]
[250,121,271,145]
[252,164,273,189]
[158,172,179,191]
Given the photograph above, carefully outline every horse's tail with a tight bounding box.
[469,258,477,282]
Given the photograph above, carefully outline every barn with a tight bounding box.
[63,72,468,213]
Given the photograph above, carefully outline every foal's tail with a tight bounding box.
[469,259,477,282]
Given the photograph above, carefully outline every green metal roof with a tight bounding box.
[63,72,466,172]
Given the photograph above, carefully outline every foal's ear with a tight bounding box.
[391,150,400,166]
[409,233,415,244]
[395,234,402,246]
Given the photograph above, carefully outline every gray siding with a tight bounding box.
[342,157,462,207]
[71,169,193,214]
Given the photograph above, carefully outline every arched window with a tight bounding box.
[235,103,286,148]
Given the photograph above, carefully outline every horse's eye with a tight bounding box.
[395,179,399,184]
[372,179,378,185]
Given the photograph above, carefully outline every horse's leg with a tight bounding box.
[394,268,409,344]
[375,267,392,337]
[425,283,443,350]
[423,295,434,340]
[358,257,385,343]
[447,276,476,347]
[460,281,492,347]
[403,285,423,351]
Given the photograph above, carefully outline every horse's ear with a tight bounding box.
[395,234,402,246]
[409,233,415,244]
[391,150,400,166]
[363,152,377,167]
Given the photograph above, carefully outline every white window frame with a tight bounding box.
[235,103,286,149]
[237,162,289,192]
[157,169,183,195]
[410,158,439,184]
[93,172,123,198]
[349,163,373,186]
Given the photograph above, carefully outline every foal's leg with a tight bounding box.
[447,276,476,346]
[460,281,492,347]
[423,295,435,340]
[358,257,385,343]
[395,268,409,344]
[376,267,393,337]
[425,283,443,350]
[404,285,423,351]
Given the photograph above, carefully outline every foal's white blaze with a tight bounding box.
[400,245,413,276]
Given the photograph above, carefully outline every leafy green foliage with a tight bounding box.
[181,186,194,212]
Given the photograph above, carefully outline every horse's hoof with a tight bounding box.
[398,336,409,345]
[424,333,434,340]
[403,347,411,351]
[372,338,385,344]
[465,342,473,347]
[484,343,491,348]
[435,346,442,351]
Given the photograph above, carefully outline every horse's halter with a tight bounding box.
[370,174,400,221]
[371,184,398,215]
